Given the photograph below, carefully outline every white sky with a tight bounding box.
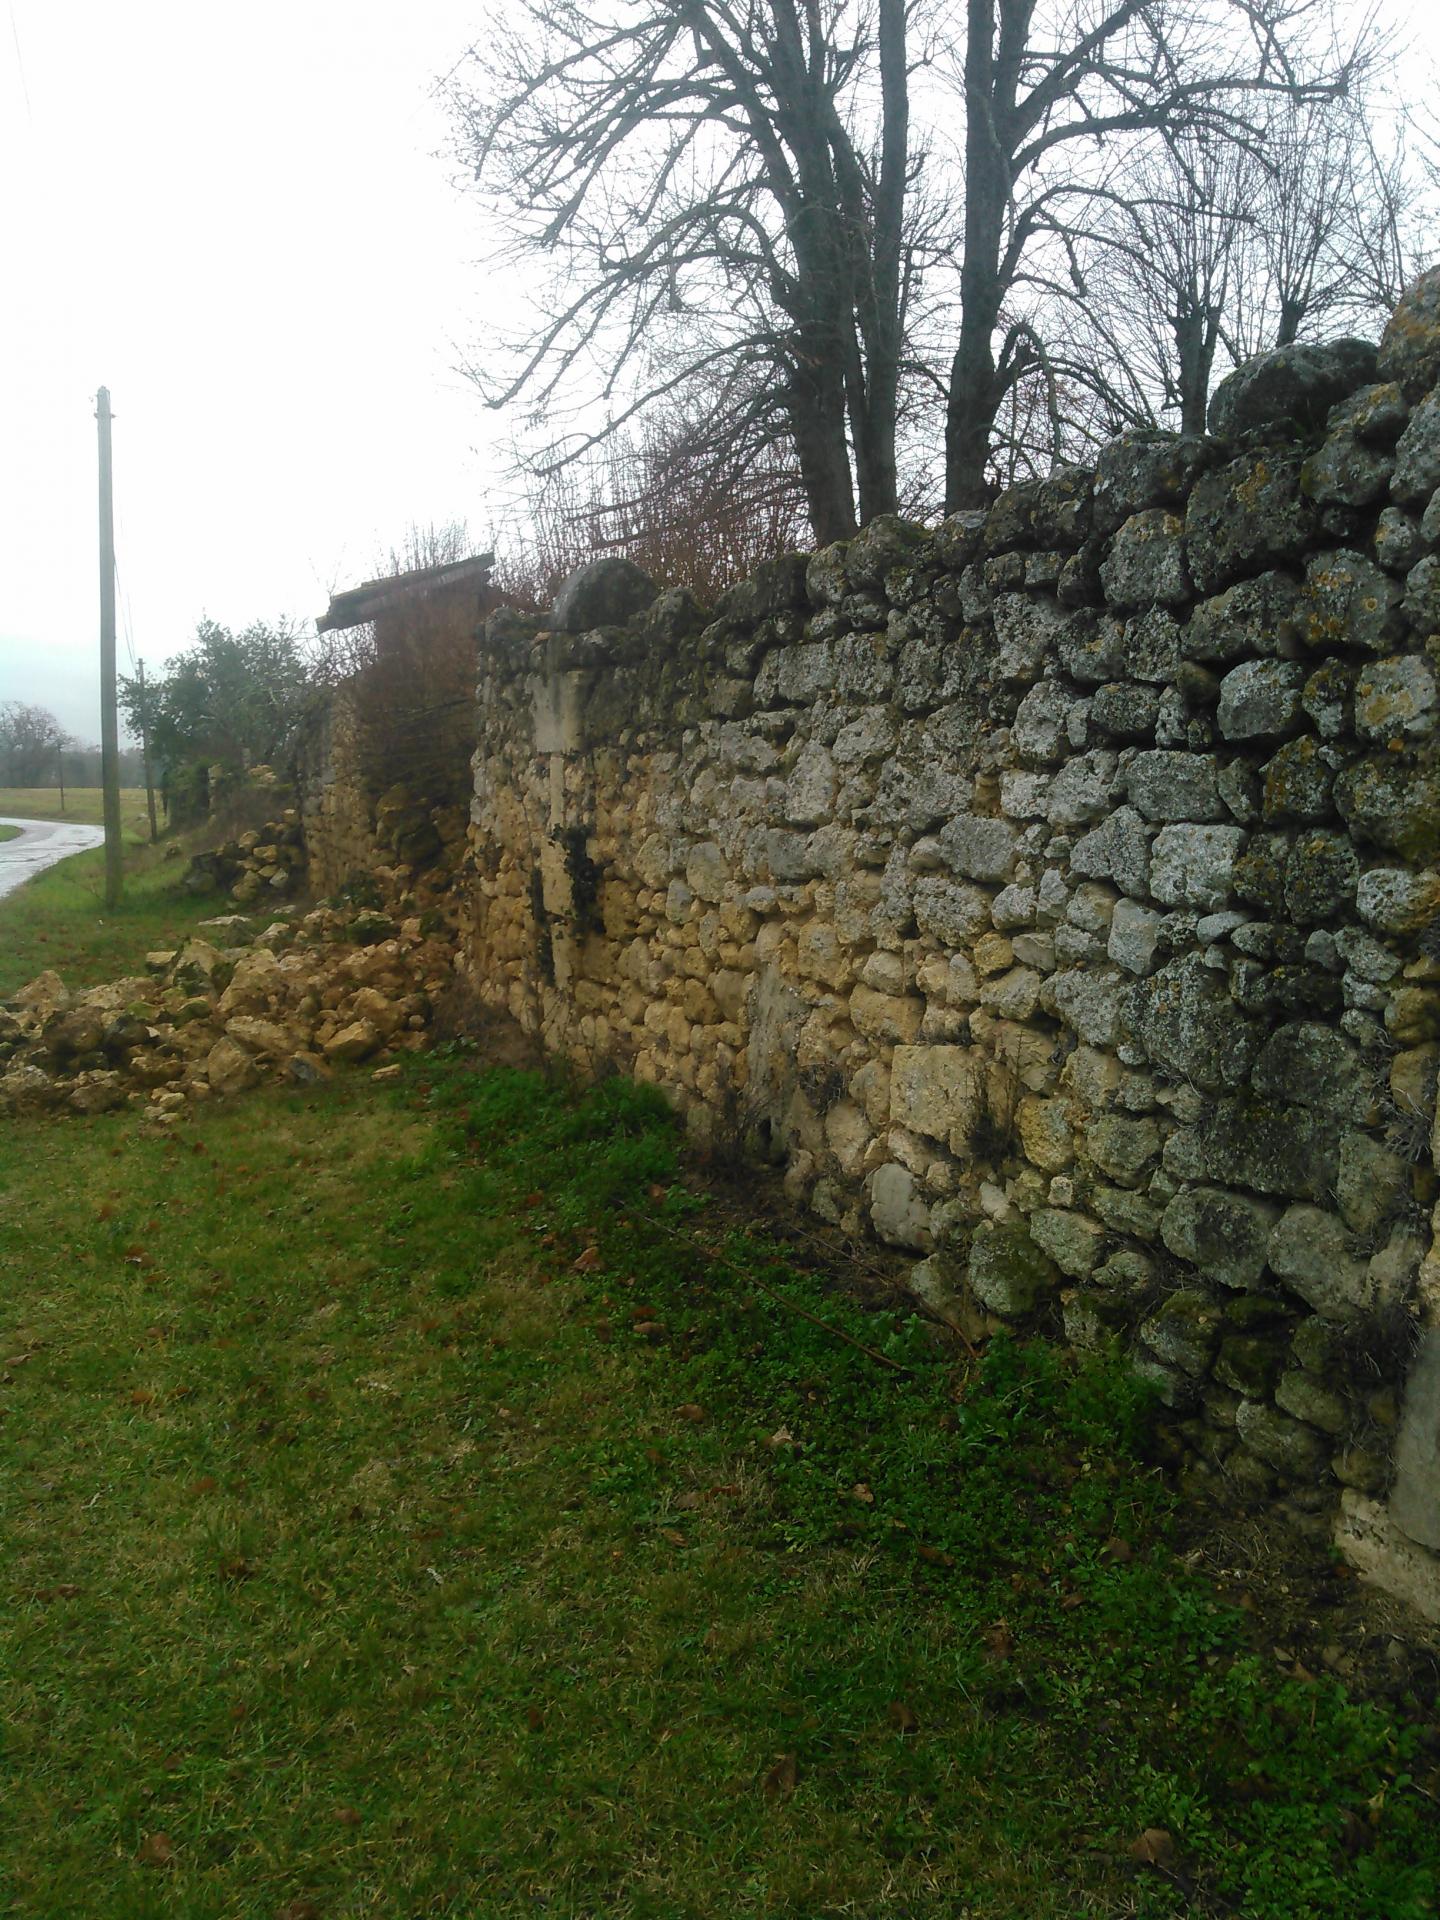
[0,0,499,744]
[0,1,1432,746]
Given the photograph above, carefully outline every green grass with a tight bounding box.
[2,1053,1435,1919]
[0,823,19,843]
[0,820,224,1000]
[0,786,152,830]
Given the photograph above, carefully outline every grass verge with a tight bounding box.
[2,1053,1437,1918]
[0,824,227,999]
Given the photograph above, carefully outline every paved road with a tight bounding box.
[0,816,107,900]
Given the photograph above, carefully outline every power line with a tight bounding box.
[8,0,32,123]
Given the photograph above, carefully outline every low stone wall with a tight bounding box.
[458,280,1440,1618]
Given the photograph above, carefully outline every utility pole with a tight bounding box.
[56,738,66,813]
[96,386,123,907]
[138,657,158,843]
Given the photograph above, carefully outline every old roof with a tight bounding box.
[316,552,496,633]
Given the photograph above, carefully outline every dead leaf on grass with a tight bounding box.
[275,1902,322,1920]
[984,1620,1014,1661]
[525,1705,545,1732]
[573,1245,602,1272]
[762,1753,799,1798]
[333,1806,363,1827]
[658,1527,688,1548]
[850,1482,875,1505]
[1128,1828,1177,1869]
[189,1475,219,1496]
[137,1831,174,1867]
[917,1543,955,1567]
[886,1700,920,1735]
[675,1403,705,1422]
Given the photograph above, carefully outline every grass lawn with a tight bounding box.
[0,814,232,1001]
[0,786,153,832]
[2,1052,1435,1919]
[0,823,20,843]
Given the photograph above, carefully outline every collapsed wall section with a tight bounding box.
[460,282,1440,1618]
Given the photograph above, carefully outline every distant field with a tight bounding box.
[0,787,154,833]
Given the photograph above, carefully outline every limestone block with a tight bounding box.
[1253,1022,1369,1112]
[1185,572,1298,664]
[1356,867,1440,934]
[979,966,1042,1021]
[1140,1288,1224,1376]
[1015,1094,1075,1172]
[889,1044,983,1149]
[850,984,924,1044]
[1013,680,1079,763]
[1160,1186,1276,1288]
[1298,549,1404,654]
[1128,952,1259,1090]
[1107,898,1162,975]
[1041,968,1125,1048]
[1090,680,1161,740]
[869,1162,932,1250]
[1389,1327,1440,1550]
[968,1219,1059,1316]
[1084,1114,1162,1186]
[1268,1204,1371,1318]
[824,1100,872,1178]
[1186,451,1319,594]
[992,593,1065,682]
[1028,1207,1106,1278]
[1216,659,1307,741]
[1046,750,1119,828]
[913,877,991,946]
[1149,824,1246,910]
[1125,751,1224,823]
[941,814,1019,883]
[204,1035,260,1094]
[1235,1398,1330,1479]
[1100,509,1190,608]
[1354,655,1438,741]
[1123,608,1185,682]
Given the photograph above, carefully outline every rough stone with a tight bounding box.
[1186,451,1320,594]
[890,1045,982,1150]
[1208,338,1377,439]
[1125,750,1224,823]
[968,1219,1059,1316]
[1161,1186,1276,1289]
[1268,1204,1371,1319]
[1100,510,1190,608]
[1149,824,1246,910]
[1234,1398,1330,1479]
[552,557,659,632]
[1215,659,1306,742]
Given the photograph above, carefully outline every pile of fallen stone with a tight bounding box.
[180,811,306,905]
[0,901,456,1124]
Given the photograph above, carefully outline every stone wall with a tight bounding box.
[296,688,382,895]
[455,277,1440,1620]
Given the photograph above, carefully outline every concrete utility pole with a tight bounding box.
[138,657,158,844]
[96,386,123,906]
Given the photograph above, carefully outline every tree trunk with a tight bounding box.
[850,0,906,524]
[946,0,1007,513]
[789,352,859,544]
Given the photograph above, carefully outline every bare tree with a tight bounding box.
[449,0,1362,538]
[448,0,923,543]
[0,701,69,788]
[1072,74,1431,438]
[942,0,1364,508]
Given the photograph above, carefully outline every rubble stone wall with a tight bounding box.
[297,688,382,895]
[456,280,1440,1616]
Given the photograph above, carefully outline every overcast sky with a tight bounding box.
[0,1,1431,747]
[0,0,496,745]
